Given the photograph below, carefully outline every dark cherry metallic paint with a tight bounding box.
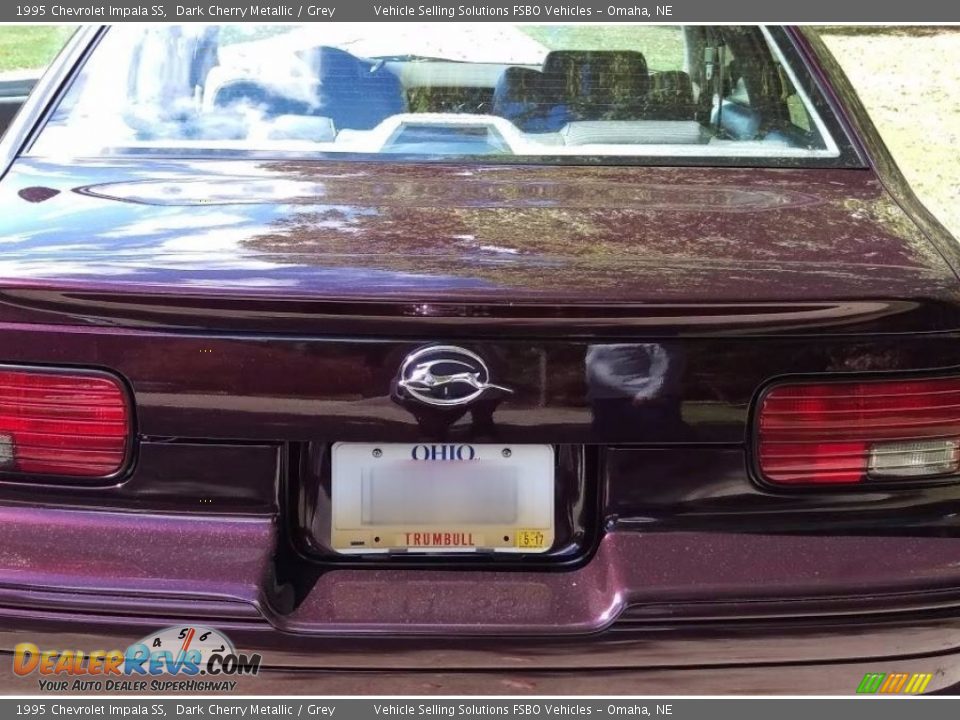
[0,159,958,335]
[0,26,958,694]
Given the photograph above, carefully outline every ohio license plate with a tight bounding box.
[330,443,554,553]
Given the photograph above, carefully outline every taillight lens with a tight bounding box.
[757,377,960,485]
[0,368,130,478]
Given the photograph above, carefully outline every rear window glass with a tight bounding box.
[32,24,840,162]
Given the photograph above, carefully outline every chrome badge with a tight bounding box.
[396,346,513,408]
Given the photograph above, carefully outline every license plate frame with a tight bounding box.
[330,442,555,554]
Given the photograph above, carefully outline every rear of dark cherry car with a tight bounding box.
[1,27,960,694]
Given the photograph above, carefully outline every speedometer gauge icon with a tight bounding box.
[133,625,235,671]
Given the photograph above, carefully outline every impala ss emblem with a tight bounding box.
[396,346,513,408]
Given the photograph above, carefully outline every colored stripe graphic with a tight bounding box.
[858,672,933,694]
[857,673,885,694]
[905,674,933,694]
[880,673,908,693]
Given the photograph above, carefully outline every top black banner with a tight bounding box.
[6,0,960,22]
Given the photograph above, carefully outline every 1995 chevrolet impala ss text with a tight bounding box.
[0,23,958,694]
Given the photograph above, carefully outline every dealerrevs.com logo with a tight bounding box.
[14,626,261,692]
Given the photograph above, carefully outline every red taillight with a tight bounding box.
[0,368,130,478]
[756,377,960,486]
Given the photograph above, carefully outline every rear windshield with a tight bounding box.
[32,24,841,162]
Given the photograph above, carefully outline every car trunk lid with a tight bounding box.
[0,158,957,335]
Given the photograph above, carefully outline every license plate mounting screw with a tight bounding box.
[502,448,512,458]
[372,448,382,458]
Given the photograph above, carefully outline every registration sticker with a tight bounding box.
[515,529,549,550]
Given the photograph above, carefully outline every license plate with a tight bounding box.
[331,443,554,554]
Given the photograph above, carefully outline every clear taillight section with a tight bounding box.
[0,368,130,478]
[757,377,960,485]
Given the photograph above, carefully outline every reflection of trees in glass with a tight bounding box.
[521,26,685,71]
[841,195,945,268]
[234,161,957,295]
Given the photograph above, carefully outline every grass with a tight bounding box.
[0,26,73,73]
[820,28,960,239]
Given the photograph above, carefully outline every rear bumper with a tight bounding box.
[2,503,960,694]
[2,609,959,694]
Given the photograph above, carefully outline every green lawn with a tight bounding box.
[0,26,73,73]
